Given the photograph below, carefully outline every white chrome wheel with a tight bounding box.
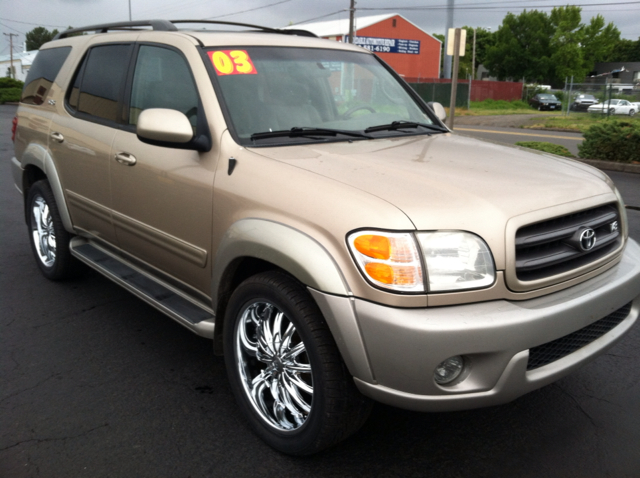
[234,300,313,431]
[31,195,57,267]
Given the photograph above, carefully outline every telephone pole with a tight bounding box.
[348,0,356,43]
[3,33,19,79]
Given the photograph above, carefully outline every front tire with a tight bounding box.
[27,180,81,280]
[223,271,371,455]
[629,109,635,116]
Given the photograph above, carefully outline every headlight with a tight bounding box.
[417,231,495,292]
[348,230,495,293]
[347,231,423,292]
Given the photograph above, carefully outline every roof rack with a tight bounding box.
[170,20,317,37]
[52,19,316,40]
[53,20,177,39]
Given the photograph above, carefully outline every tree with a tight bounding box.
[580,15,620,73]
[484,10,554,83]
[458,27,494,79]
[605,37,640,62]
[25,27,60,51]
[432,32,445,77]
[549,6,585,84]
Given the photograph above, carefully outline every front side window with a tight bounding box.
[68,44,132,122]
[206,47,441,145]
[129,45,199,129]
[21,47,71,105]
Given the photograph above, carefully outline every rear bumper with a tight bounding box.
[313,239,640,412]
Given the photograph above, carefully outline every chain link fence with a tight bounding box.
[562,78,640,117]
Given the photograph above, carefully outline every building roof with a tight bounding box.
[284,13,441,44]
[0,50,38,66]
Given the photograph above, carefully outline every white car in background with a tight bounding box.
[588,99,637,116]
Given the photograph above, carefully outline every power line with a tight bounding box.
[0,22,25,35]
[205,0,295,20]
[359,1,640,11]
[0,17,66,28]
[136,0,217,18]
[289,10,348,26]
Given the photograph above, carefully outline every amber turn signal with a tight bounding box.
[354,235,391,260]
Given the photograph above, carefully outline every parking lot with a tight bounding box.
[1,104,639,478]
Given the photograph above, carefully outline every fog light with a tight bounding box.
[434,356,464,385]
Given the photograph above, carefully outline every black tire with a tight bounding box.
[26,180,82,280]
[223,271,372,455]
[629,109,635,116]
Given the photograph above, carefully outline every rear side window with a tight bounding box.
[21,47,71,105]
[67,44,132,123]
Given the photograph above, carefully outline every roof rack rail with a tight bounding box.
[53,20,177,40]
[52,19,317,41]
[169,20,317,37]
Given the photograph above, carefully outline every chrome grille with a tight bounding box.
[515,204,621,281]
[527,302,632,370]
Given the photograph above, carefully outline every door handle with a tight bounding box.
[50,132,64,143]
[115,152,137,166]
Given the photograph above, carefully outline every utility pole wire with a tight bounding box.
[3,32,18,79]
[348,0,356,43]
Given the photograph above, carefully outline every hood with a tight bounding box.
[250,133,615,262]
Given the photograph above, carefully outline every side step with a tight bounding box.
[70,238,215,338]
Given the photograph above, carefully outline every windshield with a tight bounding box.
[205,46,438,145]
[539,94,558,100]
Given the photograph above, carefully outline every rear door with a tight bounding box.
[50,43,133,245]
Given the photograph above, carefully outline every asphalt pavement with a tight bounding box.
[1,104,639,477]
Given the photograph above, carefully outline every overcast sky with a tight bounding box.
[2,0,639,55]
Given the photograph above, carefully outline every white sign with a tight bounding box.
[446,28,467,56]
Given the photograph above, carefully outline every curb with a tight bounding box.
[573,158,640,175]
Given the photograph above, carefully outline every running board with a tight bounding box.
[70,238,215,338]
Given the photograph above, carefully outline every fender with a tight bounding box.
[211,218,374,381]
[211,218,350,306]
[16,143,74,233]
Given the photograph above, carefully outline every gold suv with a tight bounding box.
[11,20,640,455]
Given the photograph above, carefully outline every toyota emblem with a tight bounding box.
[579,228,596,251]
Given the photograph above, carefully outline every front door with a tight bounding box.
[109,44,217,294]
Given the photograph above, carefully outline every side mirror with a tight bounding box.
[428,102,447,121]
[137,108,194,144]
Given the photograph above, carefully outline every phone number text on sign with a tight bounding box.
[209,50,257,75]
[352,36,421,55]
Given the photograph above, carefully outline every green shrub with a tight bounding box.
[0,77,24,89]
[515,141,575,158]
[0,87,22,104]
[578,121,640,163]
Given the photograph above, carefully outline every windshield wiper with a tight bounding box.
[251,127,372,141]
[364,121,448,134]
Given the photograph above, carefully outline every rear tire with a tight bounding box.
[27,180,82,280]
[223,271,372,455]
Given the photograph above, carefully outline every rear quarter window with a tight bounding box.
[21,47,72,105]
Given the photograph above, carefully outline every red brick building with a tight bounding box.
[287,13,442,80]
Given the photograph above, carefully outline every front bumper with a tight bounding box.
[311,239,640,412]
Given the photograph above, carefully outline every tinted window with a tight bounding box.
[129,45,198,128]
[75,44,132,122]
[21,47,71,105]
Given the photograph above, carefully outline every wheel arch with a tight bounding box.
[211,219,351,355]
[19,143,74,232]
